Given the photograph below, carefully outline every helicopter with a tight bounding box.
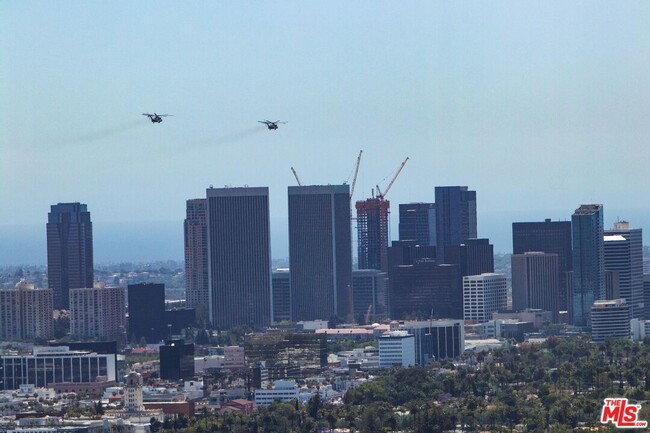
[142,113,173,123]
[258,120,287,130]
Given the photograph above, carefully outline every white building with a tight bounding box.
[591,299,631,343]
[631,318,650,341]
[124,372,144,412]
[254,380,299,406]
[463,273,508,323]
[378,331,415,368]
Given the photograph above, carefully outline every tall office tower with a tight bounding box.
[445,238,494,277]
[591,299,631,343]
[159,339,195,381]
[0,282,53,341]
[69,284,126,340]
[387,240,436,269]
[184,198,209,321]
[352,269,389,323]
[604,221,643,319]
[389,260,462,320]
[288,185,353,322]
[511,252,559,322]
[128,283,165,343]
[272,269,291,323]
[645,275,650,320]
[356,198,390,272]
[434,186,477,263]
[47,202,94,310]
[512,219,573,312]
[605,270,621,300]
[207,187,272,329]
[572,204,605,327]
[463,273,508,323]
[401,320,464,364]
[398,203,436,246]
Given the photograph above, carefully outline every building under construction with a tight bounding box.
[356,198,390,272]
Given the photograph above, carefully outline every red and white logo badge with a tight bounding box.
[600,398,648,428]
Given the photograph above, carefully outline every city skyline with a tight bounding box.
[3,2,650,264]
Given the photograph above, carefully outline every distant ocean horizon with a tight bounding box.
[2,208,649,266]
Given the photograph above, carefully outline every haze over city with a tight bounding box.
[3,2,650,264]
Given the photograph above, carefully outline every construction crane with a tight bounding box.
[349,150,363,199]
[364,304,373,325]
[291,167,302,186]
[375,156,409,199]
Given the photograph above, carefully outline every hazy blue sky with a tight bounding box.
[2,2,650,264]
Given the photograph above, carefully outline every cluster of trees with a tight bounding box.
[144,336,650,433]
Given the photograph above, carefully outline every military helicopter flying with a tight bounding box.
[142,113,173,123]
[258,120,287,130]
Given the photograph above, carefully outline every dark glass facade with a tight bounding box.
[288,185,352,321]
[434,186,477,264]
[403,321,464,364]
[0,350,114,390]
[206,187,272,329]
[244,331,327,376]
[128,283,165,343]
[445,238,494,277]
[159,339,195,381]
[389,260,462,320]
[572,204,605,327]
[352,269,388,322]
[356,198,390,272]
[398,202,436,246]
[512,219,572,312]
[272,270,291,323]
[47,203,94,310]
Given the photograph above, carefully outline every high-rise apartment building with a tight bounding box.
[572,204,605,327]
[69,284,126,340]
[47,202,94,309]
[356,198,390,272]
[511,252,559,322]
[604,221,643,320]
[398,203,436,246]
[434,186,477,263]
[0,283,53,341]
[463,273,508,323]
[184,198,209,321]
[512,219,572,312]
[128,283,165,343]
[288,185,352,321]
[207,187,272,329]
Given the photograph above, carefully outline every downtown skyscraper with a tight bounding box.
[288,185,353,322]
[47,202,94,310]
[398,202,436,246]
[572,204,605,327]
[206,187,272,329]
[434,186,477,263]
[604,220,643,319]
[184,198,209,321]
[512,219,573,312]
